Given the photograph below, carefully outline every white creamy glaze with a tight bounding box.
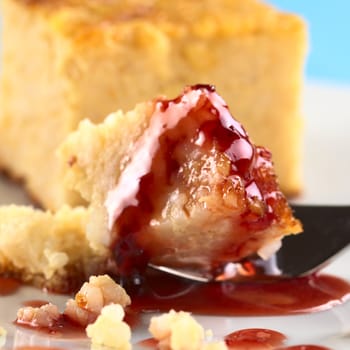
[104,88,203,230]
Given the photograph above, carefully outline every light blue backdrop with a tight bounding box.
[269,1,350,83]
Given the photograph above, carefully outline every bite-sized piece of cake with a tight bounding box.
[64,274,131,326]
[149,310,205,350]
[0,327,6,348]
[86,304,132,350]
[16,274,131,329]
[60,85,302,278]
[149,310,228,350]
[0,0,307,209]
[0,205,105,292]
[17,303,60,328]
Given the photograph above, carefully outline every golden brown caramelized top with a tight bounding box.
[15,0,305,40]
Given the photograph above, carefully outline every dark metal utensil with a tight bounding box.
[276,204,350,276]
[149,205,350,281]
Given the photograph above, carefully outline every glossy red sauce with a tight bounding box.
[15,315,85,339]
[109,84,297,277]
[15,305,139,337]
[127,270,350,316]
[225,328,286,349]
[124,308,141,328]
[137,338,159,348]
[0,276,21,295]
[136,330,332,350]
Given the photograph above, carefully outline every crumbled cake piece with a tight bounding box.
[14,275,227,349]
[149,310,205,350]
[17,303,60,328]
[0,327,7,348]
[60,85,302,277]
[0,0,307,209]
[149,310,228,350]
[16,274,131,330]
[0,205,105,292]
[64,274,131,326]
[86,304,131,350]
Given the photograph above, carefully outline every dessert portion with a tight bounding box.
[149,310,205,350]
[0,327,6,348]
[17,303,60,328]
[15,275,227,350]
[0,0,307,210]
[0,85,301,291]
[64,274,131,326]
[86,304,132,350]
[17,275,130,328]
[60,85,302,278]
[148,310,228,350]
[149,310,228,350]
[0,205,104,292]
[14,274,345,349]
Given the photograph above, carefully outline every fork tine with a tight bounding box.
[277,205,350,276]
[149,206,350,283]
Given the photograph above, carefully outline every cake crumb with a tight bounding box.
[86,304,131,350]
[0,327,7,348]
[149,309,228,350]
[16,303,60,327]
[64,274,131,326]
[15,275,130,329]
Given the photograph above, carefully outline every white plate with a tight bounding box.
[0,82,350,349]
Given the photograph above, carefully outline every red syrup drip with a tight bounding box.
[0,277,21,295]
[127,270,350,316]
[109,84,291,278]
[225,328,286,349]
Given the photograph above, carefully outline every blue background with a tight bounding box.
[269,1,350,83]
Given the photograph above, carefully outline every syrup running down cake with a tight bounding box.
[0,0,307,209]
[60,85,302,279]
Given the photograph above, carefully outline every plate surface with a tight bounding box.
[0,82,350,349]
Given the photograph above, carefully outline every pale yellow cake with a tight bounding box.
[0,205,105,292]
[0,0,307,209]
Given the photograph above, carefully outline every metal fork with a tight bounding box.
[149,205,350,282]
